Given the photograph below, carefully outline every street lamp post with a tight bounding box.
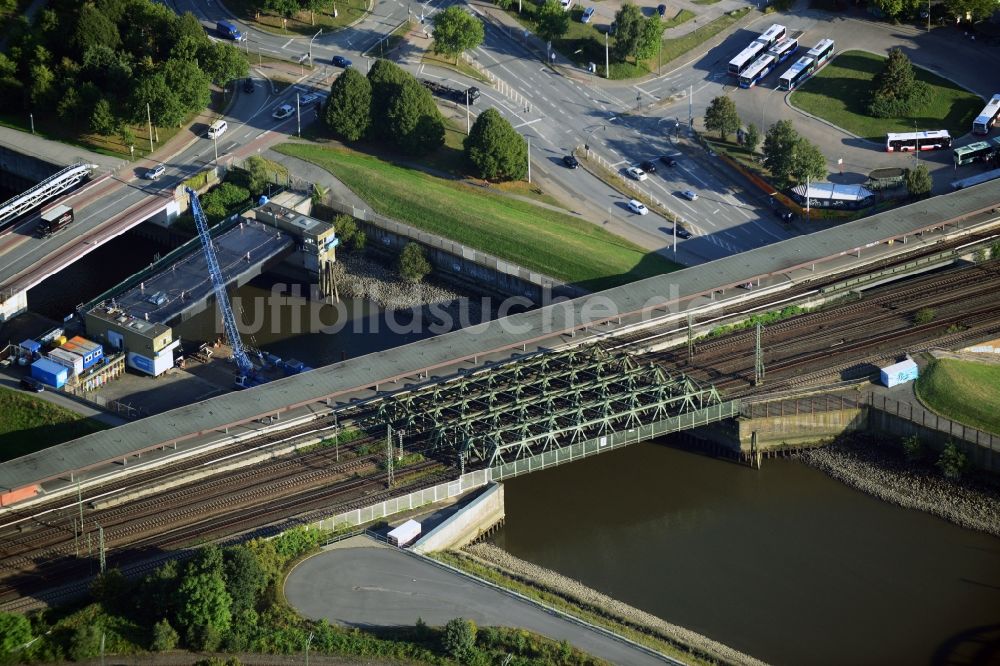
[213,133,218,162]
[466,89,471,134]
[29,113,34,135]
[296,93,301,137]
[305,632,314,666]
[309,29,323,62]
[526,135,531,184]
[146,103,154,154]
[604,31,609,79]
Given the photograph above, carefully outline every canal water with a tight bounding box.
[492,440,1000,666]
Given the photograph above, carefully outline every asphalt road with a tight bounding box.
[285,543,674,665]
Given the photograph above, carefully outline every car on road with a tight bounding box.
[626,199,648,215]
[660,155,678,167]
[563,155,579,169]
[272,104,295,120]
[332,55,352,68]
[20,376,44,392]
[657,4,667,15]
[300,92,326,105]
[243,78,254,93]
[144,164,165,180]
[467,87,481,104]
[581,6,595,22]
[775,207,794,222]
[625,166,647,181]
[680,189,698,201]
[674,225,692,239]
[639,160,657,173]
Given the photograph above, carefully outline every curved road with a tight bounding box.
[285,542,676,665]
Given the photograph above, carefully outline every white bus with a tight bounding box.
[951,167,1000,191]
[885,129,952,152]
[757,24,787,48]
[728,39,769,76]
[767,38,799,65]
[805,38,835,65]
[739,54,776,89]
[778,56,815,91]
[973,94,1000,135]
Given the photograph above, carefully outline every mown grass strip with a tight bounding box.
[915,358,1000,435]
[789,50,982,141]
[0,386,108,461]
[275,142,680,291]
[657,7,750,66]
[662,8,696,29]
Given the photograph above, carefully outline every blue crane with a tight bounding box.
[186,187,255,383]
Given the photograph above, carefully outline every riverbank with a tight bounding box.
[796,434,1000,537]
[449,542,768,666]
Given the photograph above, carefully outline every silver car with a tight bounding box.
[272,104,295,120]
[626,166,647,181]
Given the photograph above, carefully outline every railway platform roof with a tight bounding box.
[2,180,1000,492]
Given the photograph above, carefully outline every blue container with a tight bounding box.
[31,358,68,389]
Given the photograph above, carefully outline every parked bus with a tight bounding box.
[778,56,815,91]
[757,24,787,48]
[885,129,952,152]
[806,38,835,65]
[767,38,799,65]
[952,138,1000,166]
[739,54,776,89]
[951,167,1000,190]
[972,94,1000,135]
[728,39,769,76]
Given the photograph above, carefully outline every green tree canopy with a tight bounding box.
[74,4,120,54]
[175,572,233,642]
[612,2,644,61]
[744,123,761,153]
[945,0,997,20]
[535,0,570,42]
[464,107,528,181]
[150,619,179,652]
[431,6,484,61]
[762,119,801,185]
[905,163,932,198]
[868,48,929,118]
[386,78,445,155]
[442,618,477,661]
[399,242,432,282]
[200,41,249,86]
[325,66,372,141]
[936,441,968,479]
[635,16,664,61]
[29,63,56,107]
[367,58,410,138]
[162,57,211,115]
[131,72,185,127]
[222,546,268,616]
[0,612,32,655]
[790,139,827,183]
[704,95,739,141]
[68,624,103,662]
[872,0,920,18]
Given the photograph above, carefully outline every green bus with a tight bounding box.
[953,138,1000,166]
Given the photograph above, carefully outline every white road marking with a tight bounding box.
[282,38,293,49]
[514,118,543,128]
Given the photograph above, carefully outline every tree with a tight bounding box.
[90,568,129,611]
[868,48,929,118]
[762,120,801,185]
[386,78,444,155]
[150,619,179,651]
[872,0,920,18]
[535,0,570,42]
[175,572,233,643]
[201,183,251,221]
[704,95,739,141]
[74,4,120,54]
[0,612,31,655]
[222,546,268,616]
[901,435,924,462]
[325,67,371,141]
[200,41,249,87]
[58,86,81,123]
[635,16,664,61]
[68,624,103,661]
[431,7,484,62]
[131,73,185,127]
[905,163,932,198]
[464,108,528,181]
[399,242,432,282]
[162,57,211,115]
[945,0,997,20]
[244,155,274,195]
[936,441,968,479]
[790,138,826,184]
[744,123,761,153]
[612,1,645,61]
[334,215,358,247]
[367,58,410,139]
[29,63,55,107]
[119,123,136,151]
[442,618,477,661]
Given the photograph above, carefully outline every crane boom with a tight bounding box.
[186,187,254,379]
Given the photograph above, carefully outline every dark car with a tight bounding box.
[467,87,481,104]
[332,55,352,68]
[639,160,657,173]
[674,225,692,239]
[563,155,579,169]
[775,208,794,222]
[657,3,667,15]
[660,155,678,167]
[243,77,254,93]
[20,376,44,392]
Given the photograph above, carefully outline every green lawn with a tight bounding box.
[0,386,108,462]
[692,0,722,4]
[790,50,982,141]
[222,0,368,36]
[276,142,680,291]
[657,7,750,67]
[662,8,696,29]
[915,358,1000,435]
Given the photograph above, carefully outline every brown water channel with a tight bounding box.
[492,440,1000,666]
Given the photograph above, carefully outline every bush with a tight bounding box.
[0,612,32,656]
[901,435,924,462]
[936,441,968,480]
[150,618,178,652]
[398,242,431,282]
[68,624,102,661]
[442,617,477,661]
[914,307,935,325]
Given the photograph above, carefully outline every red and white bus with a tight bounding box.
[885,130,952,152]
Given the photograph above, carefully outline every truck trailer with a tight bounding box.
[39,204,73,237]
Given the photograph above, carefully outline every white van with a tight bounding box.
[207,120,228,139]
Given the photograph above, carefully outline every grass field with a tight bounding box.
[915,358,1000,435]
[222,0,368,36]
[655,7,750,68]
[790,50,982,141]
[662,8,696,29]
[0,386,108,462]
[276,142,679,290]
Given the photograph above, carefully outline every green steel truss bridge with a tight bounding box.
[372,344,726,469]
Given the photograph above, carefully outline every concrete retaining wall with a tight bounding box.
[0,146,60,191]
[411,483,505,554]
[868,408,1000,472]
[739,408,867,450]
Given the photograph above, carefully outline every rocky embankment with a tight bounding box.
[333,254,489,324]
[796,439,1000,537]
[465,542,769,666]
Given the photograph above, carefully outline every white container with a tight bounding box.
[881,359,919,388]
[387,519,422,547]
[48,348,83,376]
